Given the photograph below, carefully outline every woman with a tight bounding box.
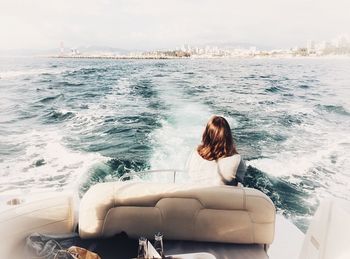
[186,116,246,186]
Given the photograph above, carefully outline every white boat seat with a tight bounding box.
[0,192,76,256]
[79,182,275,245]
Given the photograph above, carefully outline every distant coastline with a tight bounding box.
[52,55,174,60]
[50,53,350,60]
[51,55,187,60]
[51,37,350,60]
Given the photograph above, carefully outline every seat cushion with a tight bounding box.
[79,182,275,244]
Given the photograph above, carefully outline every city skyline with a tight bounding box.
[53,33,350,59]
[2,34,350,58]
[1,33,350,58]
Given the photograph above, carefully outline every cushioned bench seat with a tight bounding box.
[79,182,275,245]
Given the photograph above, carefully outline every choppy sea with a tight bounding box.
[1,57,350,231]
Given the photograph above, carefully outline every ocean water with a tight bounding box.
[1,57,350,231]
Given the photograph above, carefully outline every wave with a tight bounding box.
[236,129,288,148]
[38,94,64,103]
[104,127,133,135]
[265,85,284,93]
[131,79,158,99]
[299,84,310,89]
[248,127,350,227]
[44,109,75,122]
[148,97,212,172]
[63,67,110,77]
[0,129,105,195]
[244,165,314,232]
[315,104,350,116]
[260,75,272,79]
[278,113,303,126]
[57,81,86,87]
[79,158,148,196]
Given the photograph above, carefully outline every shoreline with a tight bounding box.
[1,55,350,60]
[48,55,350,60]
[50,55,186,60]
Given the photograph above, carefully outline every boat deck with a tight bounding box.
[164,240,268,259]
[65,233,268,259]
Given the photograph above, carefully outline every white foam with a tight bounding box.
[249,118,350,204]
[149,104,210,171]
[0,129,105,195]
[148,82,213,177]
[0,76,144,194]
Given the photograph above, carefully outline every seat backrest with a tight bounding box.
[79,182,275,244]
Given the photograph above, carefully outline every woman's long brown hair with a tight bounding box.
[197,116,238,160]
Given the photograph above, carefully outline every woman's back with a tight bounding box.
[186,115,246,186]
[186,149,242,185]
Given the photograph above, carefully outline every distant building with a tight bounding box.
[332,34,350,48]
[70,48,80,55]
[60,42,65,56]
[296,48,308,56]
[306,40,316,54]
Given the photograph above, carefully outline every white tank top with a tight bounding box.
[186,149,241,185]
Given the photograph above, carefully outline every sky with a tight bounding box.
[0,0,350,51]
